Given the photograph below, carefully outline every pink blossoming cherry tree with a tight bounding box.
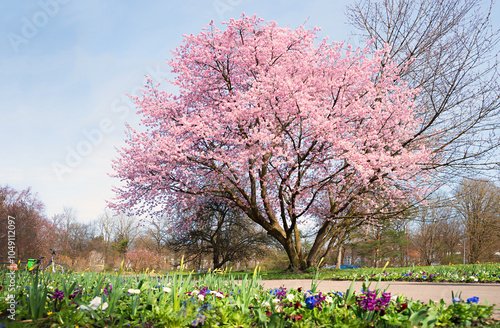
[111,15,433,270]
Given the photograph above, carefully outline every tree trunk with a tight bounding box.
[318,237,337,268]
[336,245,343,269]
[283,239,307,271]
[213,246,220,269]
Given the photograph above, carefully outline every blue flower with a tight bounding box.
[305,294,325,310]
[467,296,479,304]
[452,297,462,304]
[305,296,316,310]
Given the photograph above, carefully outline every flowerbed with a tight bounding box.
[0,268,497,327]
[328,264,500,283]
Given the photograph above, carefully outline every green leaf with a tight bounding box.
[268,313,284,328]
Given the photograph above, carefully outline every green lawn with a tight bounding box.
[218,263,500,283]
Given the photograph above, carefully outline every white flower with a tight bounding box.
[163,287,171,293]
[325,296,333,303]
[286,294,294,302]
[191,290,199,296]
[198,294,205,301]
[272,298,280,304]
[215,292,224,299]
[90,297,105,309]
[254,294,259,300]
[81,297,108,311]
[128,289,141,295]
[261,301,270,307]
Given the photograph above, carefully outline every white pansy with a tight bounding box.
[272,298,280,304]
[198,294,205,301]
[89,297,102,309]
[325,296,333,303]
[128,289,141,294]
[163,287,171,293]
[80,296,109,311]
[261,301,270,307]
[191,290,199,296]
[286,294,294,302]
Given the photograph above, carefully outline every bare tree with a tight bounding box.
[50,207,99,268]
[435,215,463,263]
[410,194,464,265]
[412,205,446,265]
[0,185,49,261]
[93,210,141,264]
[137,218,170,258]
[112,213,139,257]
[168,199,270,270]
[346,0,500,181]
[96,209,116,265]
[51,206,78,258]
[453,179,500,263]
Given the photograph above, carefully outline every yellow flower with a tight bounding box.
[47,311,52,315]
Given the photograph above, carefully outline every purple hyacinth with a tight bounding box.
[103,283,112,296]
[51,288,64,301]
[356,289,391,313]
[269,287,287,300]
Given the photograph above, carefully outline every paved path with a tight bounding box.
[261,280,500,318]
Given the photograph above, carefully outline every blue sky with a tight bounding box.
[1,0,499,223]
